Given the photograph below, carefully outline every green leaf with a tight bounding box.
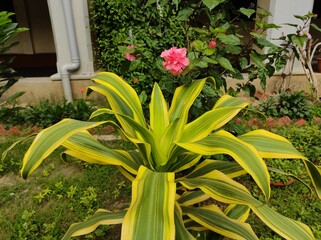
[92,72,146,127]
[202,0,225,10]
[250,32,266,39]
[150,83,169,139]
[180,171,315,240]
[180,106,246,142]
[224,45,242,54]
[62,132,140,174]
[177,130,270,198]
[169,79,206,132]
[192,40,206,51]
[311,23,321,33]
[21,119,106,179]
[250,52,266,69]
[239,57,248,70]
[145,0,156,7]
[177,8,194,21]
[177,190,209,206]
[217,34,241,45]
[238,130,305,159]
[202,84,216,97]
[182,205,258,240]
[202,56,218,64]
[185,159,246,179]
[174,204,196,240]
[225,204,250,222]
[217,57,235,72]
[122,166,176,240]
[290,34,307,47]
[257,38,277,48]
[62,209,126,239]
[203,48,215,55]
[239,8,255,18]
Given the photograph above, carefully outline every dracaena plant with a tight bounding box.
[21,72,321,239]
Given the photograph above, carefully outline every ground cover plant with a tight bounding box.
[0,133,131,240]
[15,72,321,239]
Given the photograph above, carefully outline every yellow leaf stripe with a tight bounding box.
[180,170,315,240]
[121,166,176,240]
[21,119,105,178]
[177,130,271,199]
[62,209,126,239]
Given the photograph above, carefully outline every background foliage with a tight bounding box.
[90,0,288,118]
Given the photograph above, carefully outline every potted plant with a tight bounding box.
[20,71,321,239]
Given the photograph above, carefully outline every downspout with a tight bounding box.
[61,0,80,102]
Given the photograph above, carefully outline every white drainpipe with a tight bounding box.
[60,0,80,102]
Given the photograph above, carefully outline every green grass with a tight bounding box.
[0,135,131,239]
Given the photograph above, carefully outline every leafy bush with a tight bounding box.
[90,0,185,105]
[90,0,288,117]
[19,72,321,239]
[22,99,96,128]
[0,11,28,121]
[258,91,311,120]
[0,99,96,128]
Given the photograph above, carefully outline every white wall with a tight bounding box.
[257,0,315,73]
[47,0,95,79]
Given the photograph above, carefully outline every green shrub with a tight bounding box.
[0,11,28,121]
[21,99,96,128]
[90,0,288,118]
[258,91,311,120]
[0,99,96,128]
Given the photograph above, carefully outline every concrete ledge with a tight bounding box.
[3,73,321,105]
[2,77,103,104]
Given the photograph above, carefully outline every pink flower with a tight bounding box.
[124,45,136,61]
[160,47,189,76]
[80,88,85,93]
[125,53,136,61]
[208,40,217,49]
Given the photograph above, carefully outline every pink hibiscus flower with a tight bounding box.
[125,45,136,61]
[160,47,189,76]
[125,53,136,61]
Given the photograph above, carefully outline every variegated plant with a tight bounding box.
[21,72,321,239]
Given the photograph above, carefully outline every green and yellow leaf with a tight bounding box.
[169,79,206,133]
[180,170,315,240]
[21,119,105,178]
[122,166,176,240]
[181,205,258,240]
[177,130,270,198]
[239,129,321,199]
[177,190,210,206]
[62,131,139,174]
[62,209,125,240]
[92,72,145,125]
[238,130,305,159]
[174,203,196,240]
[150,83,169,139]
[185,159,246,179]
